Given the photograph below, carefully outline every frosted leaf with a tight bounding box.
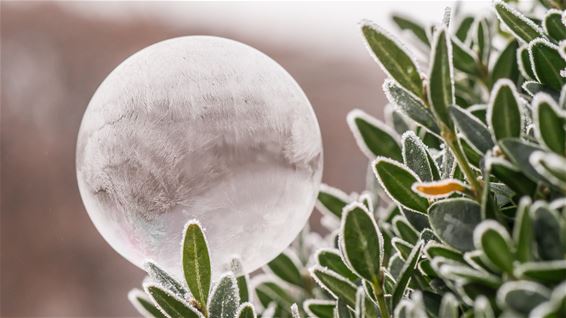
[409,291,428,317]
[347,109,401,161]
[303,299,335,317]
[442,7,452,28]
[320,211,339,230]
[235,303,256,318]
[261,302,277,318]
[290,304,300,318]
[309,265,357,302]
[76,36,323,279]
[144,261,188,298]
[549,198,566,210]
[496,281,551,312]
[128,289,166,318]
[208,272,240,318]
[394,300,414,317]
[527,38,564,87]
[517,45,535,81]
[223,257,244,276]
[494,0,545,43]
[530,151,566,188]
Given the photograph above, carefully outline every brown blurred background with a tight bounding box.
[1,1,484,316]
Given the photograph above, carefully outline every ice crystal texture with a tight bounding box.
[76,36,323,279]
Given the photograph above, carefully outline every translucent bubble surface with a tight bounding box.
[76,36,323,279]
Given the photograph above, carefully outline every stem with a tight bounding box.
[372,279,390,318]
[443,129,483,201]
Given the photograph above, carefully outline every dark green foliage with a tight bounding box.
[129,2,566,318]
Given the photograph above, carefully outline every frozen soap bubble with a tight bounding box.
[76,36,323,280]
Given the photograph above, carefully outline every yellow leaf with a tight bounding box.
[413,179,469,198]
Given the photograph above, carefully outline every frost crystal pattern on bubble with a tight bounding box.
[76,36,323,279]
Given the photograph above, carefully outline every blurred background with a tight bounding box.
[1,1,488,316]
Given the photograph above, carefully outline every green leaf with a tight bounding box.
[452,37,481,75]
[317,184,350,219]
[334,299,353,318]
[543,9,566,42]
[458,280,497,307]
[392,14,430,47]
[490,40,520,86]
[401,207,430,232]
[487,157,537,196]
[347,109,402,161]
[428,198,482,252]
[531,282,566,317]
[497,281,550,314]
[494,1,545,43]
[226,258,250,304]
[464,250,496,273]
[529,39,566,91]
[474,296,495,318]
[513,197,534,263]
[254,281,293,315]
[402,131,436,182]
[499,138,545,182]
[236,303,257,318]
[145,262,187,298]
[515,260,566,283]
[391,241,423,309]
[531,151,566,188]
[388,253,404,279]
[382,271,397,294]
[128,289,168,318]
[386,105,412,135]
[361,21,424,99]
[392,216,419,245]
[383,80,441,136]
[144,284,202,318]
[450,105,494,153]
[438,293,459,318]
[317,248,358,282]
[425,242,465,264]
[182,222,211,309]
[474,18,491,65]
[533,94,566,154]
[455,16,475,42]
[355,287,378,318]
[518,45,537,80]
[532,203,565,260]
[208,273,240,318]
[522,80,553,97]
[480,164,498,220]
[428,27,455,129]
[392,238,414,260]
[267,251,304,288]
[439,264,501,289]
[441,149,455,179]
[487,80,523,142]
[310,266,357,308]
[373,157,429,213]
[474,220,515,274]
[339,203,383,283]
[304,300,334,318]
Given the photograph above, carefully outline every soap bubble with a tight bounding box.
[76,36,323,279]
